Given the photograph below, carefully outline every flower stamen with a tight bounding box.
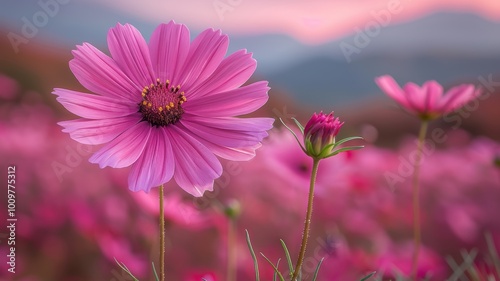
[139,78,187,127]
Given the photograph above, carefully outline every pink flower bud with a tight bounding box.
[304,112,344,158]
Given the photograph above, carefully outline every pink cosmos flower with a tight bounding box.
[54,21,273,195]
[375,75,481,120]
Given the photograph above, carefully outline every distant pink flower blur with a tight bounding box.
[0,74,18,100]
[133,192,213,229]
[375,75,481,120]
[3,93,500,280]
[54,21,273,195]
[304,111,344,157]
[185,271,217,281]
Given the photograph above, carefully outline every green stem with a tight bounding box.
[292,158,321,281]
[227,217,237,281]
[159,184,165,281]
[411,121,428,281]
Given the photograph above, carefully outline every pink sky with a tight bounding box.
[98,0,500,44]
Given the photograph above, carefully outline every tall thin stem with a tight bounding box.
[227,217,237,281]
[411,120,428,280]
[159,184,165,281]
[292,158,320,281]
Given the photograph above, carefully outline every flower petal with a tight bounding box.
[53,88,137,119]
[149,21,190,84]
[178,28,229,91]
[179,116,273,161]
[58,114,141,145]
[89,122,151,168]
[107,23,156,87]
[180,122,263,161]
[184,81,269,117]
[181,115,274,147]
[208,144,262,161]
[402,82,424,113]
[187,50,256,99]
[438,84,477,113]
[69,43,139,102]
[128,128,174,192]
[422,80,443,113]
[167,126,222,197]
[375,75,411,109]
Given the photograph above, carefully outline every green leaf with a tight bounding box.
[245,230,260,281]
[260,253,286,281]
[359,271,376,281]
[273,259,282,281]
[279,118,307,153]
[485,232,500,277]
[327,145,365,157]
[311,257,325,281]
[305,136,314,155]
[114,258,139,281]
[319,142,336,157]
[291,117,305,134]
[333,136,364,148]
[151,262,159,281]
[280,239,294,277]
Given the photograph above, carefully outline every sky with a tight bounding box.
[96,0,500,43]
[1,0,500,105]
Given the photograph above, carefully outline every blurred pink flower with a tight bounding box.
[54,21,273,195]
[443,203,480,243]
[0,74,18,99]
[185,271,218,281]
[133,191,213,229]
[375,75,481,120]
[263,128,346,195]
[96,231,149,276]
[375,242,447,280]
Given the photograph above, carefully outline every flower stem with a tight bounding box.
[292,158,320,281]
[227,217,237,281]
[411,120,428,280]
[159,184,165,281]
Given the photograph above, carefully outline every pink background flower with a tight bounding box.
[375,75,481,119]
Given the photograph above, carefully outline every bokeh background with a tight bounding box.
[1,0,500,280]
